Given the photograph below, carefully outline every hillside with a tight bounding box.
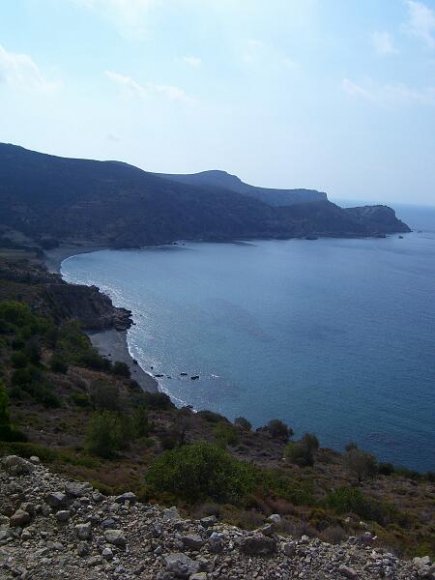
[158,169,328,206]
[0,144,410,248]
[0,249,434,572]
[0,456,427,580]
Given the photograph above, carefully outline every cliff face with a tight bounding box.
[0,256,130,331]
[0,143,410,246]
[344,205,411,234]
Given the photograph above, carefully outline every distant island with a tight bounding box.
[0,143,410,250]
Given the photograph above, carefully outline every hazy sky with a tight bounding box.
[1,1,435,205]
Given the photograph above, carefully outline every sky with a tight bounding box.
[1,1,435,205]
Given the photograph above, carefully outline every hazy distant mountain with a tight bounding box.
[0,143,410,247]
[158,170,327,206]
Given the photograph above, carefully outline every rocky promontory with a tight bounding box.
[0,455,432,580]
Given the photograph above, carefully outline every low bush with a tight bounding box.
[142,391,174,410]
[266,419,293,441]
[213,423,240,447]
[284,433,319,467]
[145,442,257,504]
[112,361,130,378]
[132,404,149,438]
[324,487,403,526]
[197,410,230,424]
[85,411,127,459]
[50,354,68,374]
[343,445,378,483]
[90,381,120,411]
[70,391,91,408]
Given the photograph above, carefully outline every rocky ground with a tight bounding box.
[0,456,433,580]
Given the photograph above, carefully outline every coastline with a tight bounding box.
[44,243,108,274]
[44,244,159,394]
[88,328,158,393]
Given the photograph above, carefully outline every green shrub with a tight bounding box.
[260,468,315,506]
[78,350,112,371]
[213,423,240,447]
[0,301,34,327]
[197,410,230,424]
[90,381,120,411]
[85,411,126,458]
[0,441,55,462]
[112,361,130,378]
[50,354,68,374]
[11,366,60,408]
[10,351,29,369]
[132,404,149,438]
[142,391,174,410]
[343,445,377,483]
[70,391,91,408]
[284,433,320,467]
[266,419,293,441]
[324,487,399,525]
[145,442,257,504]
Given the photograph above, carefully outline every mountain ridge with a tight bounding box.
[157,169,328,206]
[0,143,410,248]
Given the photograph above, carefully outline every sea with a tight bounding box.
[61,202,435,472]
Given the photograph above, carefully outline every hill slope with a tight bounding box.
[0,143,410,247]
[158,169,328,206]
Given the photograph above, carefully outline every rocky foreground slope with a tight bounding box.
[0,455,433,580]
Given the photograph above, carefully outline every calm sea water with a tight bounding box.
[61,204,435,472]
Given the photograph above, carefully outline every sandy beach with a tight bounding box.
[44,244,107,274]
[44,245,159,394]
[88,329,158,393]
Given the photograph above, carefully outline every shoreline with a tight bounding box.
[44,243,108,274]
[88,328,159,393]
[44,244,159,394]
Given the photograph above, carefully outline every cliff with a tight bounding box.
[0,256,131,331]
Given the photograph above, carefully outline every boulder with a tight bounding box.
[181,533,204,550]
[9,509,31,528]
[45,492,68,510]
[75,522,92,541]
[165,553,199,578]
[2,456,34,476]
[115,492,137,505]
[239,534,277,556]
[104,528,127,547]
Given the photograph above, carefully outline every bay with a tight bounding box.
[61,203,435,472]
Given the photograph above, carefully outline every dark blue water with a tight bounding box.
[61,204,435,472]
